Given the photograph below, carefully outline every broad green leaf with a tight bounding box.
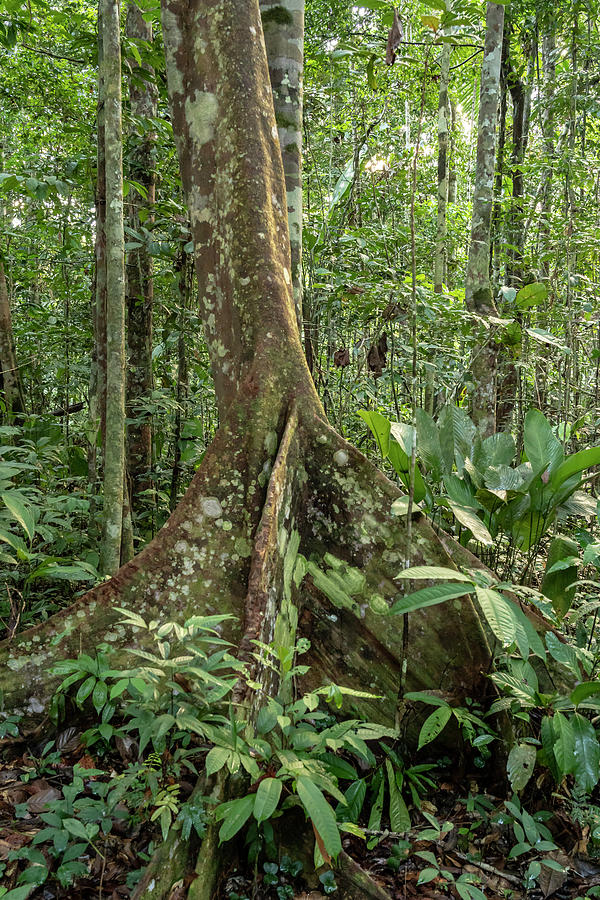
[525,327,569,352]
[253,777,282,823]
[389,583,474,616]
[507,601,546,659]
[523,409,564,475]
[483,465,524,493]
[415,408,444,480]
[75,675,96,706]
[385,760,410,832]
[550,447,600,490]
[552,712,575,775]
[443,474,479,508]
[507,743,536,792]
[217,794,255,842]
[63,818,90,841]
[339,779,366,824]
[541,536,578,618]
[540,715,560,782]
[395,565,473,582]
[546,632,581,676]
[515,282,548,310]
[390,421,415,457]
[475,431,516,470]
[367,775,385,834]
[570,681,600,707]
[418,706,452,749]
[475,588,516,646]
[296,776,341,859]
[446,500,494,546]
[1,491,35,541]
[438,405,475,474]
[571,713,600,793]
[0,526,27,554]
[357,409,390,458]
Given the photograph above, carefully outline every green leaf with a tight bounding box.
[446,500,493,546]
[340,779,366,824]
[296,776,341,860]
[525,328,569,352]
[0,526,27,554]
[389,583,474,616]
[523,409,564,475]
[62,818,90,841]
[570,681,600,707]
[357,409,390,458]
[395,565,474,582]
[507,743,536,792]
[546,632,581,676]
[418,706,452,749]
[254,777,282,823]
[515,282,548,310]
[475,588,516,646]
[205,747,231,776]
[367,775,384,833]
[571,713,600,793]
[1,492,35,541]
[415,408,444,480]
[550,447,600,490]
[438,405,474,474]
[386,760,410,832]
[91,681,108,715]
[552,712,575,775]
[541,536,579,618]
[75,675,96,707]
[217,794,255,843]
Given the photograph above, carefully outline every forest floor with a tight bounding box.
[1,725,599,900]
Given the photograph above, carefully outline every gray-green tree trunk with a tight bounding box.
[260,0,304,335]
[464,0,505,437]
[126,2,157,509]
[100,0,127,576]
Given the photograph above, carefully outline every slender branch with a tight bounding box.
[20,42,86,64]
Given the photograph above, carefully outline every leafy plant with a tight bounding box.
[208,635,396,861]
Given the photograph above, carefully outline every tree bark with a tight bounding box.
[260,0,304,335]
[100,0,127,575]
[464,1,505,437]
[434,38,451,294]
[126,1,157,510]
[0,254,25,421]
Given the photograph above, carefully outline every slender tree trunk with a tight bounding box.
[100,0,127,576]
[260,0,304,335]
[126,2,157,510]
[539,21,556,277]
[434,39,451,294]
[0,254,25,421]
[169,247,191,512]
[0,143,25,422]
[464,1,505,437]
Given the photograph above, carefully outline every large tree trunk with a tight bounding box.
[260,0,304,335]
[0,2,499,894]
[464,1,505,437]
[99,0,128,575]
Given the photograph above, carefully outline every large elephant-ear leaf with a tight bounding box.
[523,409,563,475]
